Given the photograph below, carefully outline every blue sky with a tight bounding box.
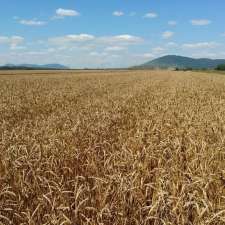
[0,0,225,68]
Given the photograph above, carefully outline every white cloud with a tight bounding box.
[222,33,225,37]
[104,46,126,51]
[192,53,215,58]
[0,35,24,49]
[190,19,211,26]
[141,53,155,58]
[168,21,177,26]
[64,34,95,41]
[99,34,143,45]
[78,44,96,51]
[133,52,155,59]
[48,34,143,52]
[111,54,120,58]
[0,36,9,44]
[190,52,225,59]
[113,11,124,17]
[144,12,158,18]
[10,36,25,49]
[0,33,147,68]
[152,47,165,54]
[89,52,108,57]
[55,8,80,18]
[162,31,174,39]
[166,42,177,47]
[19,19,46,26]
[49,34,95,45]
[47,48,56,53]
[24,51,48,56]
[182,42,218,49]
[10,45,26,50]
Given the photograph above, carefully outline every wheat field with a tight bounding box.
[0,70,225,225]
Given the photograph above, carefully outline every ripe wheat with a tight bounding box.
[0,70,225,225]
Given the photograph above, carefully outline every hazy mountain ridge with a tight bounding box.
[134,55,225,69]
[0,63,69,70]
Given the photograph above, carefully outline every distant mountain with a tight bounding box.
[0,63,69,70]
[133,55,225,69]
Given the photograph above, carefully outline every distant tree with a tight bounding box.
[186,67,193,71]
[181,67,193,71]
[216,64,225,71]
